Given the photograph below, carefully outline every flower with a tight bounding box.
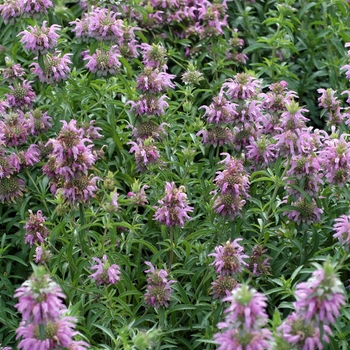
[127,181,149,206]
[294,261,346,324]
[89,255,121,285]
[214,284,272,349]
[199,93,238,124]
[221,72,261,100]
[247,245,271,277]
[211,275,237,299]
[0,0,21,24]
[128,121,168,140]
[196,126,233,147]
[19,0,53,17]
[209,239,248,275]
[128,138,161,171]
[278,312,332,349]
[14,270,66,324]
[2,57,25,81]
[18,21,60,54]
[83,46,121,76]
[153,182,193,227]
[136,67,175,93]
[6,80,36,109]
[34,246,51,264]
[144,261,175,308]
[284,197,323,225]
[31,51,72,84]
[127,94,169,117]
[140,43,168,71]
[0,175,25,203]
[333,214,350,247]
[24,210,50,247]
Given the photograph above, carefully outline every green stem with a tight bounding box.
[169,227,174,271]
[79,203,91,256]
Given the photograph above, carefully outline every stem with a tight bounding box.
[169,226,174,271]
[79,203,91,256]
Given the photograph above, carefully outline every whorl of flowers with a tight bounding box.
[6,80,36,109]
[14,266,89,349]
[136,67,175,93]
[333,214,350,247]
[209,239,248,276]
[214,284,272,349]
[43,119,101,203]
[30,51,72,84]
[128,138,161,172]
[83,46,122,77]
[153,182,193,227]
[20,0,53,17]
[221,72,261,100]
[213,153,250,220]
[144,261,176,308]
[24,210,50,247]
[89,255,121,285]
[2,57,25,81]
[18,21,60,54]
[278,261,345,348]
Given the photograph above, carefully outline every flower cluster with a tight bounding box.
[153,182,193,227]
[209,239,247,299]
[278,261,345,348]
[31,51,72,84]
[6,80,36,110]
[43,119,102,203]
[213,153,250,220]
[214,284,272,349]
[24,210,50,247]
[333,214,350,247]
[89,255,121,285]
[144,262,175,308]
[15,266,88,349]
[0,0,53,24]
[18,21,60,54]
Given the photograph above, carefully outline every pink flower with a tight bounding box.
[0,0,21,24]
[128,138,161,171]
[31,51,72,84]
[196,126,233,147]
[144,261,175,308]
[83,46,121,76]
[136,67,175,93]
[19,0,53,17]
[295,261,345,324]
[127,94,169,117]
[140,43,168,70]
[333,214,350,247]
[278,312,332,349]
[6,80,36,109]
[18,21,60,54]
[210,275,237,299]
[284,197,323,225]
[153,182,193,227]
[221,72,261,100]
[209,239,248,275]
[89,255,121,285]
[24,210,50,247]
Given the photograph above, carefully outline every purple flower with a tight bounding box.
[88,7,124,41]
[211,275,237,299]
[213,192,246,220]
[128,138,161,172]
[153,182,193,227]
[128,121,168,140]
[333,214,350,247]
[26,109,52,135]
[246,136,277,166]
[214,284,272,348]
[284,197,323,225]
[144,261,175,308]
[294,261,346,324]
[14,272,66,324]
[19,0,53,17]
[209,239,248,275]
[104,192,119,214]
[0,110,30,146]
[3,57,25,81]
[279,100,309,130]
[18,21,60,54]
[83,46,121,76]
[6,80,36,109]
[214,153,250,197]
[196,125,233,147]
[24,210,50,247]
[0,0,21,24]
[62,175,100,203]
[127,182,149,206]
[221,72,262,100]
[34,245,51,264]
[31,51,72,84]
[248,245,271,277]
[16,317,88,350]
[0,175,25,203]
[90,255,121,285]
[136,67,175,93]
[199,93,238,124]
[140,43,168,71]
[127,94,169,117]
[278,312,332,349]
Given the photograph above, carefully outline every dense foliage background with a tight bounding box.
[1,0,350,349]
